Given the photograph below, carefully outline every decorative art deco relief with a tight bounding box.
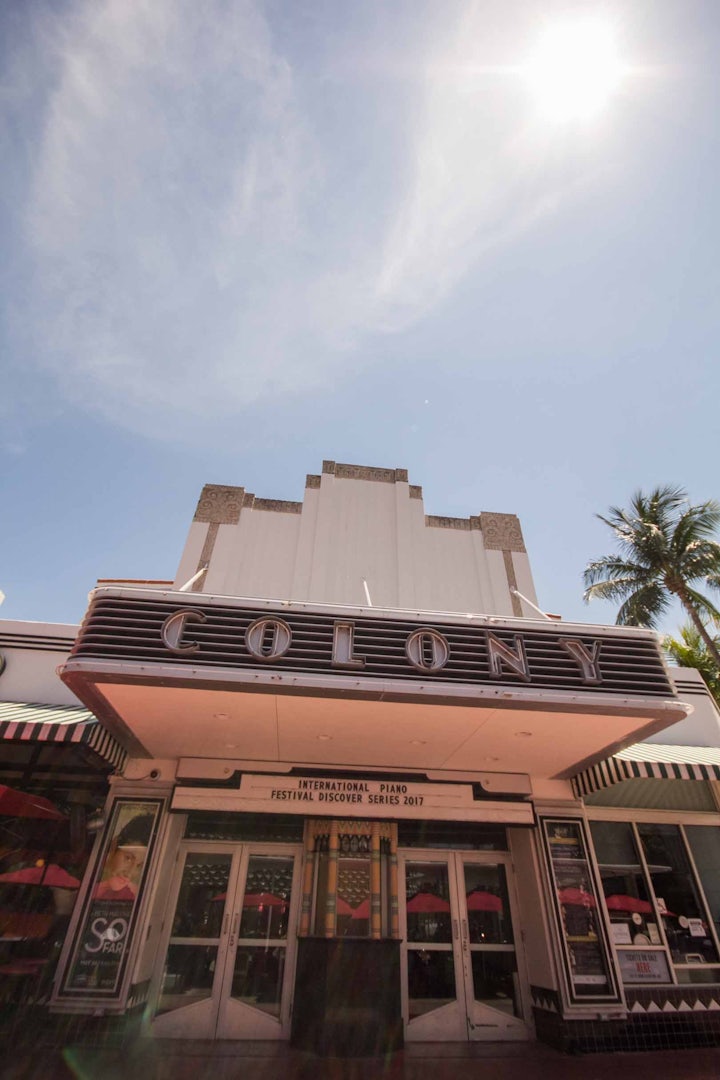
[479,512,526,552]
[254,499,303,514]
[323,461,410,484]
[425,516,471,530]
[193,485,244,525]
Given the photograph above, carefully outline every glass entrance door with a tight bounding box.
[400,852,529,1042]
[151,843,301,1039]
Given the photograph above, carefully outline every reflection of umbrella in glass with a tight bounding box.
[211,890,287,908]
[407,892,451,914]
[466,890,503,913]
[0,785,66,821]
[243,891,286,910]
[603,894,653,915]
[0,863,79,889]
[351,898,370,920]
[558,887,596,908]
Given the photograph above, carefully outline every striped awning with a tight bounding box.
[0,701,126,772]
[573,743,720,797]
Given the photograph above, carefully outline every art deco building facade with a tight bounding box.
[3,461,720,1053]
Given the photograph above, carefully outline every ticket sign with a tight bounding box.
[172,774,535,825]
[618,949,671,984]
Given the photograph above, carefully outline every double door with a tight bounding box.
[400,851,530,1041]
[152,842,301,1039]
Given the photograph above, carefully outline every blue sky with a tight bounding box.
[1,0,718,631]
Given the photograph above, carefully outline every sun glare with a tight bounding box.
[525,21,623,122]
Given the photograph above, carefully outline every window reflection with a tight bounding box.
[171,853,231,939]
[405,863,451,944]
[463,863,513,946]
[239,857,293,940]
[590,822,658,948]
[407,950,456,1018]
[637,824,718,965]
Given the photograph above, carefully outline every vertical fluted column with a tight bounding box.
[370,821,382,939]
[390,827,399,939]
[299,823,315,937]
[324,820,340,938]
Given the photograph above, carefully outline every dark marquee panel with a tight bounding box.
[70,593,674,699]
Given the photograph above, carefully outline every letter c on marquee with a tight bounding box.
[161,609,207,655]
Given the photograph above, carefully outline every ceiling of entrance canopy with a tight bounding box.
[83,681,678,781]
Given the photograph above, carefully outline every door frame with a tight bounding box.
[398,848,532,1042]
[149,839,302,1040]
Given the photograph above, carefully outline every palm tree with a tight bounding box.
[583,485,720,670]
[662,623,720,707]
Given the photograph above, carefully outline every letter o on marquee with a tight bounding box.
[405,627,450,673]
[245,617,292,661]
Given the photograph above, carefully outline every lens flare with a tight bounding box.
[525,21,623,122]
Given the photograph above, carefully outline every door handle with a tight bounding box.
[461,918,469,951]
[229,911,240,947]
[222,913,230,937]
[452,918,459,941]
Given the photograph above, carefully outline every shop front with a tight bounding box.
[29,462,719,1053]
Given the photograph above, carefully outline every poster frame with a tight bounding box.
[56,795,165,1004]
[539,815,622,1008]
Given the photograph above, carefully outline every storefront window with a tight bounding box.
[589,821,659,948]
[0,786,105,1002]
[637,823,718,966]
[589,820,720,985]
[685,826,720,945]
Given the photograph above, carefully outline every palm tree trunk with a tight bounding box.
[674,587,720,671]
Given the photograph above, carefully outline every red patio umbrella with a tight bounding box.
[211,890,287,907]
[407,892,451,914]
[243,892,286,910]
[603,894,653,914]
[0,863,79,889]
[558,887,596,908]
[0,785,66,821]
[466,890,503,913]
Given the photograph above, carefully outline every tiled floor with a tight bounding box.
[3,1041,720,1080]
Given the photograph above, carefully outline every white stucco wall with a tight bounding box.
[0,620,81,706]
[645,667,720,747]
[173,462,538,617]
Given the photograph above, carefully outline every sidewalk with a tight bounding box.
[4,1040,720,1080]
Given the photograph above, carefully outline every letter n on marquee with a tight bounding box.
[486,632,530,681]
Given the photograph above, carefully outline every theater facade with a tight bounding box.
[43,462,720,1053]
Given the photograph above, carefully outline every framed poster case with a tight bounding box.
[55,796,165,1007]
[540,816,622,1008]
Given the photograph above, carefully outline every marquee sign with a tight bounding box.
[171,774,536,825]
[68,591,675,701]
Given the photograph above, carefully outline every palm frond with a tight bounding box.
[583,556,651,585]
[682,586,720,627]
[671,502,720,557]
[615,583,670,629]
[677,540,720,581]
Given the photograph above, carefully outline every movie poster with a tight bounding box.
[61,798,163,999]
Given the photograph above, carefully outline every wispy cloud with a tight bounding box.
[3,1,617,440]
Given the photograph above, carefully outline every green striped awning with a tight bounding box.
[573,743,720,797]
[0,701,126,772]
